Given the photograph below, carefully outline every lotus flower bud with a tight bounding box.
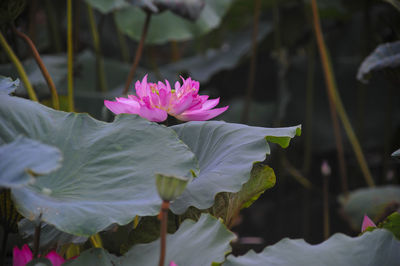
[155,173,189,202]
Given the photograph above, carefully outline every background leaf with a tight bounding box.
[0,136,62,188]
[339,185,400,230]
[84,0,129,14]
[356,40,400,83]
[0,95,198,236]
[115,0,233,44]
[0,75,19,95]
[170,121,301,214]
[224,229,400,266]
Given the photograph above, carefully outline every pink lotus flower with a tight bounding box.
[104,75,228,122]
[169,261,178,266]
[13,244,65,266]
[361,214,377,232]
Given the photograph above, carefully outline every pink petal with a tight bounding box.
[45,251,65,266]
[169,261,178,266]
[104,100,141,115]
[158,89,171,108]
[170,93,194,115]
[138,105,168,122]
[13,245,33,266]
[361,215,376,232]
[176,106,229,121]
[135,75,148,98]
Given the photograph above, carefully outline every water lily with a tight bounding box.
[104,75,228,122]
[13,244,65,266]
[361,214,376,232]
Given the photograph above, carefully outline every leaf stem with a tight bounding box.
[67,0,74,111]
[89,233,103,248]
[322,166,330,239]
[33,214,42,258]
[123,12,151,95]
[241,0,261,123]
[159,200,169,266]
[113,12,130,63]
[310,0,374,187]
[87,4,107,92]
[0,229,8,265]
[13,26,60,110]
[0,31,38,101]
[44,0,63,52]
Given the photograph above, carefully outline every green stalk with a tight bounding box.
[44,0,62,52]
[90,233,103,248]
[67,0,74,111]
[14,27,60,109]
[310,0,375,187]
[87,4,107,92]
[113,11,130,63]
[302,41,315,174]
[0,31,38,101]
[241,0,261,123]
[322,169,330,239]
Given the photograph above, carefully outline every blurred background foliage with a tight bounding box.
[1,0,400,253]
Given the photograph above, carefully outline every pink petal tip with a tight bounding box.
[361,214,376,232]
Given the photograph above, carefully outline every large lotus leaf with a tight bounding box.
[170,121,301,214]
[224,229,400,266]
[0,136,62,188]
[156,22,272,83]
[66,213,235,266]
[357,41,400,83]
[84,0,129,14]
[0,76,19,95]
[338,186,400,230]
[115,0,233,44]
[0,95,198,236]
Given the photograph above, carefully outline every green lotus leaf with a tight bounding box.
[66,213,235,266]
[0,136,62,188]
[0,95,198,236]
[170,121,301,214]
[224,229,400,266]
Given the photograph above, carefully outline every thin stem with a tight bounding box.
[170,41,180,62]
[123,12,151,95]
[44,0,62,52]
[0,230,8,265]
[0,31,38,101]
[322,171,330,239]
[33,215,42,258]
[67,0,74,111]
[302,41,315,174]
[310,0,375,187]
[241,0,261,123]
[87,4,107,92]
[113,11,130,63]
[159,200,169,266]
[13,27,60,110]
